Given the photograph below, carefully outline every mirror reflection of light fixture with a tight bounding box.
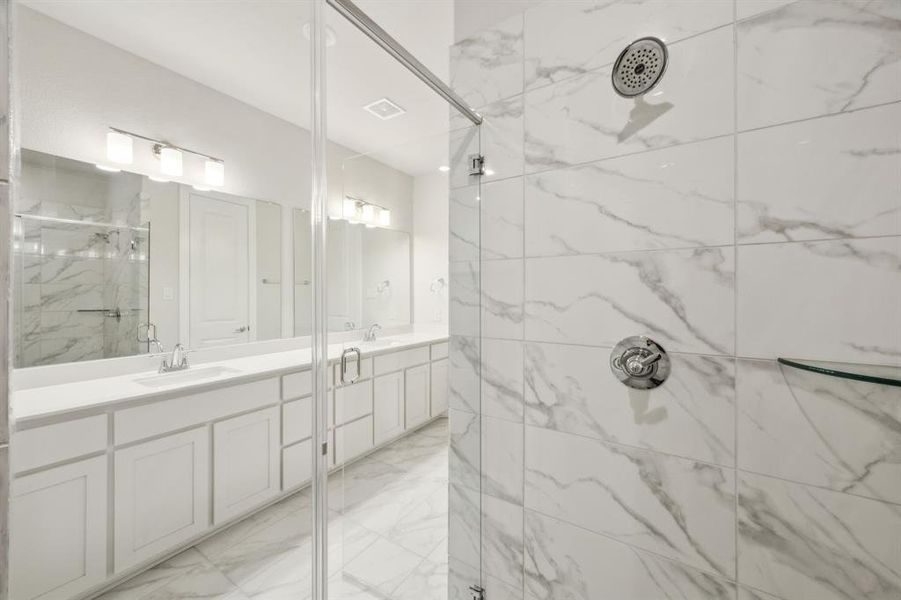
[95,164,121,173]
[343,198,359,221]
[361,204,376,225]
[107,130,133,164]
[378,208,391,227]
[158,146,183,177]
[205,160,225,187]
[341,196,391,229]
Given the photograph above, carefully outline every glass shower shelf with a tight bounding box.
[777,358,901,387]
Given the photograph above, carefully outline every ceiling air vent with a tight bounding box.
[363,97,406,120]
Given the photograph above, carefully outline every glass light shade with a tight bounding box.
[361,204,376,224]
[159,146,183,177]
[378,208,391,227]
[205,160,225,186]
[106,131,133,164]
[343,198,358,220]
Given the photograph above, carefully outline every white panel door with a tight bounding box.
[213,406,280,523]
[405,364,430,429]
[10,456,107,600]
[373,371,404,444]
[114,427,210,572]
[190,194,250,347]
[430,358,449,416]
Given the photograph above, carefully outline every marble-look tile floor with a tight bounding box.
[97,417,450,600]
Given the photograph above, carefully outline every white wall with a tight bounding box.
[412,172,448,325]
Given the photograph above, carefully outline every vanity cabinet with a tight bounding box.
[373,371,405,443]
[405,363,430,428]
[213,406,281,524]
[10,456,108,600]
[114,427,211,572]
[430,358,449,416]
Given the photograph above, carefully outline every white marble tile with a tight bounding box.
[525,248,735,354]
[738,472,901,600]
[737,103,901,243]
[343,537,425,597]
[449,185,480,262]
[737,358,901,504]
[392,557,448,600]
[448,484,480,572]
[449,336,480,414]
[736,237,901,364]
[737,0,797,21]
[95,548,207,600]
[526,342,736,466]
[362,484,448,560]
[737,587,784,600]
[524,510,737,600]
[737,0,901,130]
[39,282,103,312]
[525,426,736,577]
[142,557,246,600]
[449,261,480,338]
[481,415,524,504]
[479,96,525,184]
[449,409,480,492]
[524,0,734,91]
[450,13,523,109]
[448,557,523,600]
[481,338,524,422]
[525,27,734,172]
[481,177,523,260]
[481,258,524,340]
[481,491,524,589]
[525,136,734,256]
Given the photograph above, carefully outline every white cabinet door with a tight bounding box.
[213,406,280,524]
[335,380,373,426]
[114,427,210,572]
[335,416,374,466]
[282,439,312,490]
[430,358,449,416]
[11,456,107,600]
[373,371,404,444]
[405,364,430,429]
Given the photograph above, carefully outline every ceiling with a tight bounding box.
[22,0,457,177]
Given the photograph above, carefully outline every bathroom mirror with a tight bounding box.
[12,149,286,367]
[293,209,412,334]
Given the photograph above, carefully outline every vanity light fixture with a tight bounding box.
[343,198,359,221]
[341,196,392,229]
[106,130,134,164]
[107,127,225,187]
[361,204,376,225]
[438,165,450,173]
[148,175,170,183]
[158,146,184,177]
[205,160,225,187]
[95,164,121,173]
[378,208,391,227]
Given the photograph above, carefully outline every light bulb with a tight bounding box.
[361,204,376,224]
[159,146,183,177]
[205,160,225,187]
[378,208,391,227]
[343,198,358,220]
[107,131,133,164]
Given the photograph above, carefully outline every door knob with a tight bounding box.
[610,336,670,389]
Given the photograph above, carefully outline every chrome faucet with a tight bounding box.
[363,323,382,342]
[160,343,189,373]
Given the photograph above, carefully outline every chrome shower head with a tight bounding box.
[612,37,668,98]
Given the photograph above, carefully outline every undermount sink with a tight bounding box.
[134,366,242,388]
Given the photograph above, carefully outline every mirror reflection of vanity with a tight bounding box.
[13,147,412,368]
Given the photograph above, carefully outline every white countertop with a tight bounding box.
[13,331,449,425]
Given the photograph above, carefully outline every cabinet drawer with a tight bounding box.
[283,368,334,400]
[335,416,374,465]
[282,397,312,445]
[115,378,279,445]
[13,415,107,474]
[374,346,430,375]
[282,440,312,490]
[430,342,449,360]
[335,380,373,425]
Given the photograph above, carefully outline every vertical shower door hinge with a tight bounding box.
[321,442,328,456]
[468,154,485,177]
[469,584,485,600]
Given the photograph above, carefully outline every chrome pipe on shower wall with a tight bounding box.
[325,0,483,126]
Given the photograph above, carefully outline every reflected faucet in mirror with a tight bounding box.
[138,323,164,354]
[363,323,382,342]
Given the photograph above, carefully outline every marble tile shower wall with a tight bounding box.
[447,2,901,600]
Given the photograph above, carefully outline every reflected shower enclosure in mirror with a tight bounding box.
[13,149,285,367]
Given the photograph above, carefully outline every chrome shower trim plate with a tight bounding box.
[610,336,671,390]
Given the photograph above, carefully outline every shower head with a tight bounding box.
[612,37,668,98]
